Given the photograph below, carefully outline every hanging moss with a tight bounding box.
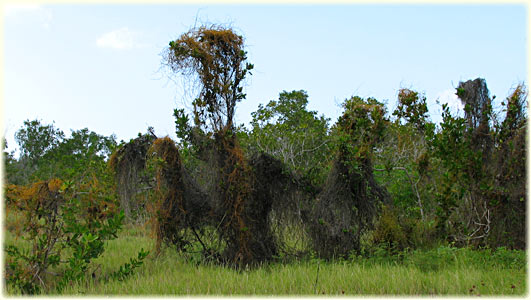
[109,133,155,221]
[147,137,211,254]
[308,96,390,258]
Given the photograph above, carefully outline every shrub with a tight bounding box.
[4,178,130,294]
[370,205,408,253]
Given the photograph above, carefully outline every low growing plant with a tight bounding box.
[110,248,150,281]
[4,178,146,294]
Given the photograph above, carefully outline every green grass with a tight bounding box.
[60,252,525,296]
[4,222,527,296]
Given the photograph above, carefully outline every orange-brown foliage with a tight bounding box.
[148,137,185,253]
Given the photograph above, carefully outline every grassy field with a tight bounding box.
[4,222,527,296]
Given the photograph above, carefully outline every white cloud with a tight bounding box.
[435,88,464,113]
[4,4,53,29]
[96,27,147,50]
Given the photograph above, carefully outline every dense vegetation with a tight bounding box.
[3,25,527,295]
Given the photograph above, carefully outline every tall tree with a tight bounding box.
[15,119,64,165]
[245,90,330,184]
[11,119,64,184]
[164,25,277,266]
[9,119,116,185]
[165,25,253,134]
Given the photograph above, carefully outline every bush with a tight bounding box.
[370,205,408,253]
[4,178,142,294]
[367,204,442,253]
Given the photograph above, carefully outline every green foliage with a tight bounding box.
[15,119,64,165]
[4,178,124,294]
[245,90,331,184]
[374,120,433,221]
[431,103,473,218]
[427,81,527,248]
[430,99,490,241]
[370,205,408,252]
[9,119,64,184]
[489,247,526,269]
[393,88,429,131]
[372,80,527,250]
[367,206,439,253]
[2,138,19,183]
[50,128,117,180]
[7,119,117,186]
[110,248,150,281]
[334,96,388,164]
[173,108,192,148]
[56,209,124,291]
[4,246,42,295]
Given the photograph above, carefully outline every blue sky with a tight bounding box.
[3,4,528,153]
